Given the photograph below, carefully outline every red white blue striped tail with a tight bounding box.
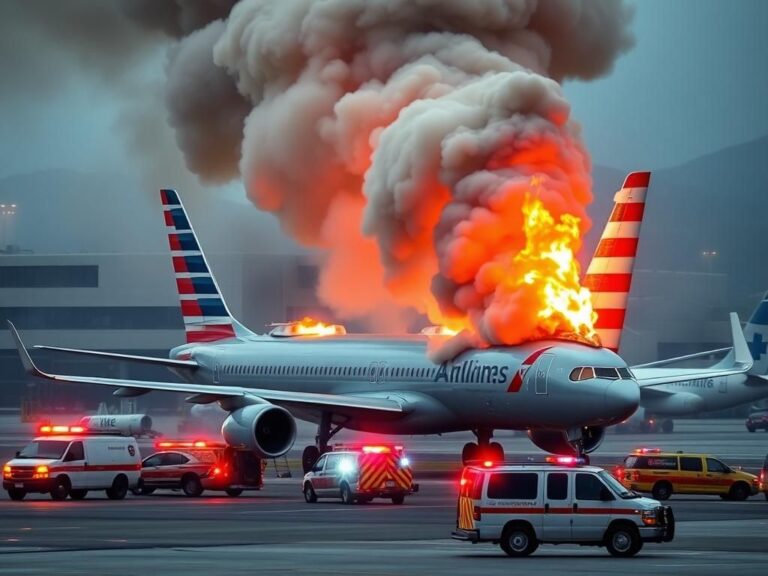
[161,189,251,344]
[584,172,651,353]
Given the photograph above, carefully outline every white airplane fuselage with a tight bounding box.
[172,335,640,435]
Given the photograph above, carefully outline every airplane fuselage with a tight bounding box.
[171,335,640,435]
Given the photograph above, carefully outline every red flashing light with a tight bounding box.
[483,460,494,468]
[546,456,584,465]
[634,447,662,454]
[460,477,468,486]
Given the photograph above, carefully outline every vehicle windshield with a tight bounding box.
[17,440,69,459]
[598,470,640,499]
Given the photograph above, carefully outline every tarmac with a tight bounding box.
[0,418,766,575]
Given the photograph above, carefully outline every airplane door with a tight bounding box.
[535,354,554,395]
[213,362,221,385]
[718,377,727,394]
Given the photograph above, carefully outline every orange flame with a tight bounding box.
[291,317,346,336]
[513,194,599,346]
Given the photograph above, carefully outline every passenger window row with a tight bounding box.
[222,363,439,379]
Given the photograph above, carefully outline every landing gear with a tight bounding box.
[461,429,504,465]
[302,412,345,473]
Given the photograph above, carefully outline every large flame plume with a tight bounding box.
[138,0,635,348]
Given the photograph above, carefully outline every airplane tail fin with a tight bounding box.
[161,189,255,343]
[584,171,651,353]
[744,291,768,375]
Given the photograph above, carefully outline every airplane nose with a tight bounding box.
[604,379,640,422]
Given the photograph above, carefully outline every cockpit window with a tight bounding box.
[569,367,595,381]
[594,367,620,379]
[571,367,630,381]
[617,367,634,380]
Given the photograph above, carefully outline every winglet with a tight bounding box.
[7,321,47,377]
[730,312,753,370]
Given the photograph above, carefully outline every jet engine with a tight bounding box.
[221,404,297,458]
[527,426,605,456]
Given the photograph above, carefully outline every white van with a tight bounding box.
[451,460,674,557]
[3,430,141,501]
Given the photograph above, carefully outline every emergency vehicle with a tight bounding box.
[302,444,418,504]
[452,458,674,557]
[616,448,759,501]
[133,440,264,497]
[3,424,141,501]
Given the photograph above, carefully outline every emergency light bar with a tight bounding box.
[333,444,404,453]
[38,425,85,434]
[634,448,662,454]
[155,440,228,449]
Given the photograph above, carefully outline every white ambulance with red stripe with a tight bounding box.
[452,458,674,557]
[3,425,141,501]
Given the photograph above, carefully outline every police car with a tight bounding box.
[302,444,417,505]
[133,440,264,497]
[616,448,759,501]
[3,424,141,501]
[451,457,674,557]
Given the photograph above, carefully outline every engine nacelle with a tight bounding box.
[527,426,605,456]
[221,404,297,458]
[79,414,153,437]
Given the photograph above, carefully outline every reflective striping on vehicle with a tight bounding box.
[358,453,412,491]
[477,507,640,515]
[457,496,475,530]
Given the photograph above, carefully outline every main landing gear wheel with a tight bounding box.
[302,446,320,473]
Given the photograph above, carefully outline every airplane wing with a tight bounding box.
[32,345,199,371]
[8,322,405,421]
[632,313,753,389]
[632,347,731,369]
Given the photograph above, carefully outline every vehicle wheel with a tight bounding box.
[461,442,479,465]
[661,420,674,433]
[605,524,642,557]
[106,475,128,500]
[729,482,750,501]
[500,523,538,557]
[50,476,70,501]
[303,483,317,503]
[181,474,203,497]
[652,481,672,501]
[302,445,320,474]
[489,442,504,462]
[340,483,355,505]
[391,494,405,505]
[7,489,26,501]
[225,488,243,497]
[69,489,88,500]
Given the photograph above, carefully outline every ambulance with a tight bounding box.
[3,424,141,501]
[452,458,674,557]
[302,444,418,504]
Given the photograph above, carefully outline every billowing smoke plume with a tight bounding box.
[6,0,636,347]
[193,0,634,346]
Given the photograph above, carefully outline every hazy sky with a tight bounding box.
[1,0,767,180]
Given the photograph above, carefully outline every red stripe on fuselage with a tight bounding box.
[506,346,552,392]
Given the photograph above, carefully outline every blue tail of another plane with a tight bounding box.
[744,291,768,375]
